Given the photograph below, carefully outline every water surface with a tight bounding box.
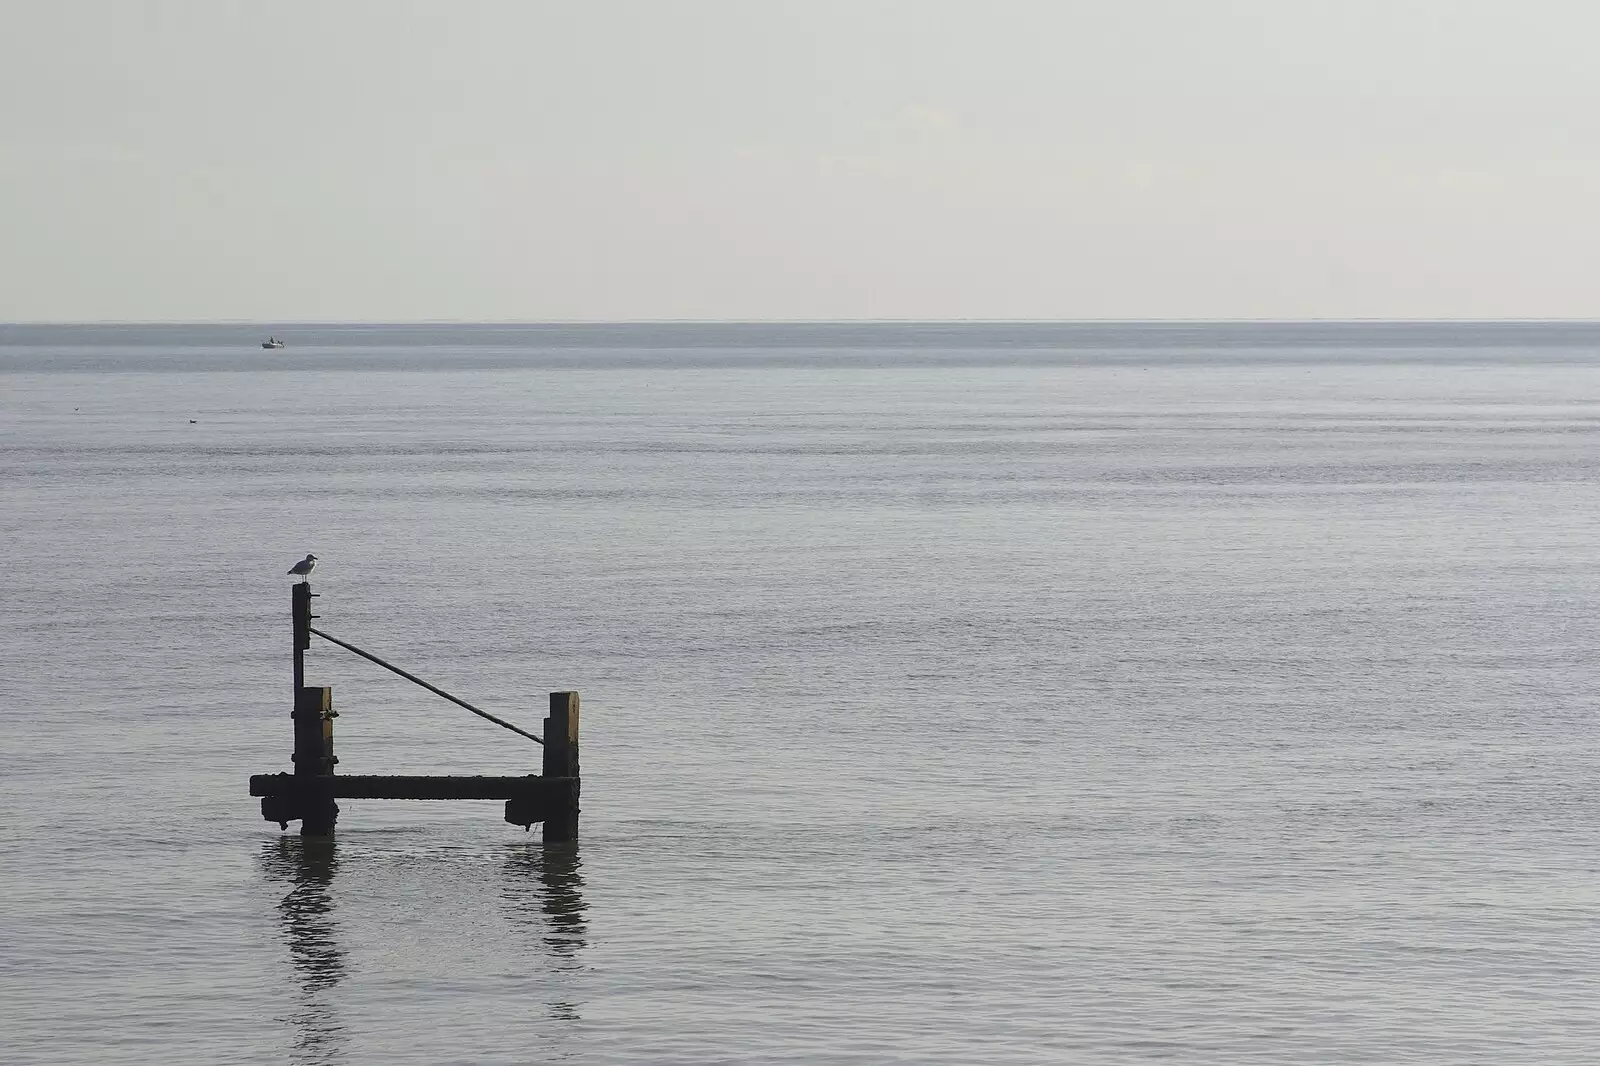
[3,323,1599,1063]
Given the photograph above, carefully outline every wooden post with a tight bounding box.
[542,691,580,842]
[292,583,313,693]
[292,685,338,836]
[257,585,586,837]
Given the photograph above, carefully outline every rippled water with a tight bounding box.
[3,323,1599,1063]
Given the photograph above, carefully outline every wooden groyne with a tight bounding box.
[248,582,580,839]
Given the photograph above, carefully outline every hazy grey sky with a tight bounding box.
[4,1,1600,321]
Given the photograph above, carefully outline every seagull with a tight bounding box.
[288,554,317,582]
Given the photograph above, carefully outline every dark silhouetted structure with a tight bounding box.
[248,581,580,839]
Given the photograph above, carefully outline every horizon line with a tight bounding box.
[9,317,1600,328]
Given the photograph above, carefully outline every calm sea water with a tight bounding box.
[3,322,1599,1064]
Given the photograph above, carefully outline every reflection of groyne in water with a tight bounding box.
[262,837,590,1056]
[247,581,581,839]
[261,837,347,1063]
[502,843,588,958]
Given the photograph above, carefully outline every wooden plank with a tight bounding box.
[249,773,575,801]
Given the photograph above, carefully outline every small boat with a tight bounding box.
[262,337,285,349]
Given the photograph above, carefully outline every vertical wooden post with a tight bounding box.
[290,582,335,836]
[542,691,580,842]
[292,582,312,693]
[293,685,338,836]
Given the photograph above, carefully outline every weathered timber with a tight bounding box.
[251,773,577,802]
[252,579,582,838]
[289,684,338,836]
[539,692,581,841]
[291,582,316,692]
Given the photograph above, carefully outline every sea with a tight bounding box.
[2,321,1598,1064]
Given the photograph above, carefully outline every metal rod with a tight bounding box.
[308,625,543,745]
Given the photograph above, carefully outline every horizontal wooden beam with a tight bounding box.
[249,773,576,802]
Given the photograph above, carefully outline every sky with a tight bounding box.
[4,0,1600,322]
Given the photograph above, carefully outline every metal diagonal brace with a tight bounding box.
[307,625,543,745]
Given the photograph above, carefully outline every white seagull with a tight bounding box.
[288,554,318,582]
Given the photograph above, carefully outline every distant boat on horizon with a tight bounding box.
[261,337,285,349]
